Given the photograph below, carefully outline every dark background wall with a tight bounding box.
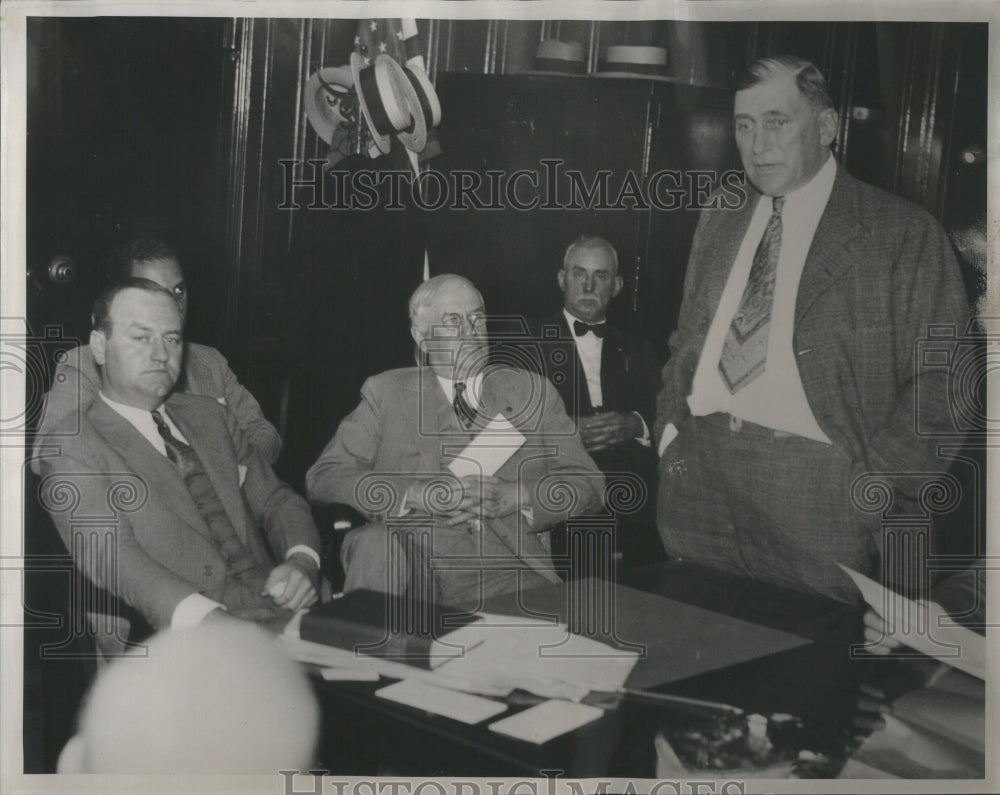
[26,17,988,488]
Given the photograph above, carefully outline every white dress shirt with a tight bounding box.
[565,308,606,408]
[98,392,318,627]
[661,154,836,452]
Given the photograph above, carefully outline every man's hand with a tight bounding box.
[476,476,524,519]
[262,554,318,611]
[579,411,643,452]
[862,608,901,655]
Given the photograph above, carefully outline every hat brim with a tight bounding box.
[393,66,429,153]
[350,52,392,153]
[304,66,354,144]
[592,71,680,83]
[523,70,586,77]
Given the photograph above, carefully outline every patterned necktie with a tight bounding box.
[453,382,478,429]
[573,320,606,338]
[719,195,785,392]
[151,409,197,477]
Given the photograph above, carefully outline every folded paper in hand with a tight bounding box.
[839,565,985,680]
[447,414,526,477]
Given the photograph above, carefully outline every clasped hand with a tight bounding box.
[578,410,643,452]
[406,475,524,527]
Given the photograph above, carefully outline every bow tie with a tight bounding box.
[573,320,606,339]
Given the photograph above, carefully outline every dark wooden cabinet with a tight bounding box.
[427,74,737,358]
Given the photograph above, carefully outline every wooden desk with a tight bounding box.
[309,562,865,777]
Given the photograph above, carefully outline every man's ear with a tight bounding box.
[612,275,623,298]
[90,329,107,365]
[818,108,839,148]
[557,268,567,293]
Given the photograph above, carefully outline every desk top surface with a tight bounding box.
[307,562,873,778]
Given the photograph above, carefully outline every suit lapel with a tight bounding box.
[697,194,760,334]
[87,398,211,541]
[795,167,863,324]
[415,370,447,471]
[599,324,626,410]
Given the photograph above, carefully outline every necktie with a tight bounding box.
[453,382,478,429]
[573,320,606,339]
[719,195,785,392]
[151,409,197,477]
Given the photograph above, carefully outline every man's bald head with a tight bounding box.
[58,623,319,773]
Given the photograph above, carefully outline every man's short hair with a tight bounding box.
[107,238,179,284]
[91,277,178,336]
[562,235,619,274]
[735,55,836,112]
[408,274,482,333]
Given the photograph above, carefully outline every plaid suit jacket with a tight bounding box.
[655,164,969,528]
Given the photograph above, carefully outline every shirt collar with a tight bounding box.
[564,308,607,337]
[99,391,165,426]
[773,151,836,209]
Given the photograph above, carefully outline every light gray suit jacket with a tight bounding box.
[306,365,605,585]
[36,392,318,655]
[656,165,969,537]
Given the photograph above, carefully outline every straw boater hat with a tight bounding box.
[528,39,585,75]
[303,66,355,144]
[595,45,674,81]
[350,52,441,154]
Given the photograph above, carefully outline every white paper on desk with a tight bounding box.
[852,714,984,778]
[891,670,985,753]
[838,565,985,680]
[375,679,508,724]
[447,414,526,477]
[276,620,514,697]
[488,699,603,744]
[430,613,639,701]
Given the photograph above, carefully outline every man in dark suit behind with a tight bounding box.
[654,56,968,602]
[36,279,320,657]
[526,236,664,569]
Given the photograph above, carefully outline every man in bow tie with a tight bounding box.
[307,274,603,609]
[525,236,664,569]
[36,279,320,657]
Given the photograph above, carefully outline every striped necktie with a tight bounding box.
[719,195,785,392]
[453,382,477,429]
[151,409,198,476]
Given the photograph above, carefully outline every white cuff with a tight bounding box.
[657,423,678,457]
[286,545,320,568]
[632,412,651,447]
[171,593,225,628]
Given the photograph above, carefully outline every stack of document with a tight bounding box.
[278,608,638,701]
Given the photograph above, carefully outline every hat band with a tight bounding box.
[600,60,668,75]
[404,68,441,128]
[534,57,584,74]
[403,35,423,63]
[357,63,397,137]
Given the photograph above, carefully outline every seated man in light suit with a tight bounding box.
[306,274,604,609]
[36,238,281,464]
[37,279,319,657]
